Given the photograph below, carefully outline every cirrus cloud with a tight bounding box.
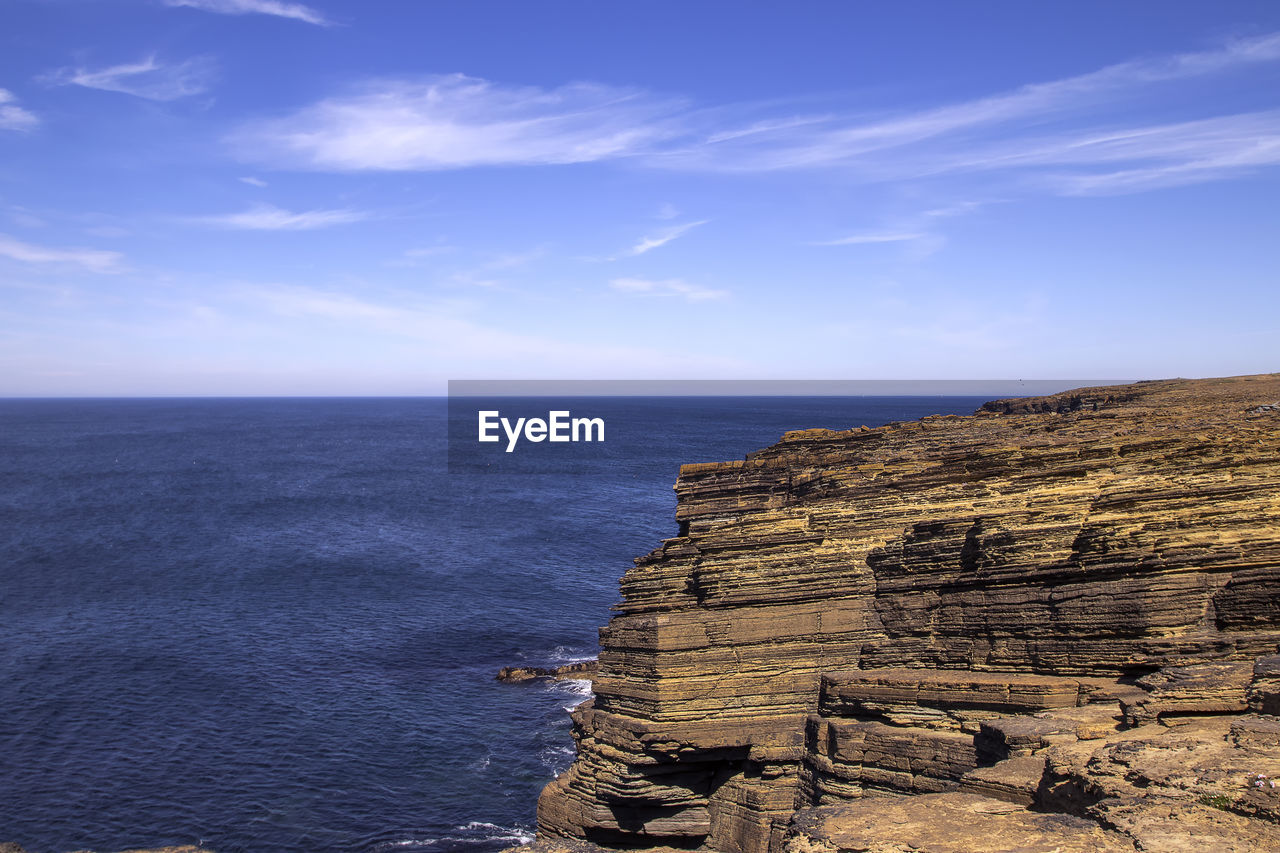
[610,276,727,302]
[44,55,216,101]
[191,204,369,230]
[625,220,708,256]
[162,0,331,26]
[230,73,688,171]
[0,88,38,131]
[0,233,123,272]
[229,31,1280,199]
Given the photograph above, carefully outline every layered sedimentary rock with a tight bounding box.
[536,374,1280,853]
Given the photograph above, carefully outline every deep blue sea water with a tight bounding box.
[0,396,989,853]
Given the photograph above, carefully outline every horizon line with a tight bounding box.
[0,378,1140,400]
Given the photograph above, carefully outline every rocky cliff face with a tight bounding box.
[535,374,1280,853]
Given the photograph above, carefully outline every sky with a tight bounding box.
[1,0,1278,396]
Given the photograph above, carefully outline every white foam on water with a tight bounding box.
[547,645,594,665]
[538,743,576,775]
[370,822,535,851]
[553,678,593,710]
[370,840,437,850]
[454,822,536,845]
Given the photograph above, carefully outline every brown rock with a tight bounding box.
[498,660,598,683]
[1230,714,1280,746]
[1090,796,1280,852]
[536,375,1280,853]
[1038,715,1280,813]
[1121,661,1254,726]
[958,755,1046,805]
[783,793,1134,853]
[1248,653,1280,714]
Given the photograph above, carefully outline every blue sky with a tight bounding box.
[1,1,1277,395]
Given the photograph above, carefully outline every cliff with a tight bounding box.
[534,374,1280,853]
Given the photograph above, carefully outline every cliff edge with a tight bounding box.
[534,374,1280,853]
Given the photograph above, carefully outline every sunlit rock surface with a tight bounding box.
[536,374,1280,853]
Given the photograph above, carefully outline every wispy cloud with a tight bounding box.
[384,245,454,268]
[920,201,990,219]
[229,32,1280,197]
[403,246,452,258]
[645,31,1280,196]
[162,0,331,26]
[482,248,544,270]
[813,232,924,246]
[679,32,1280,174]
[618,219,708,257]
[85,225,131,238]
[702,114,832,146]
[438,248,545,289]
[239,283,744,375]
[971,111,1280,195]
[0,233,122,272]
[193,203,369,230]
[45,55,215,101]
[7,207,46,228]
[813,200,994,250]
[0,89,38,131]
[230,73,687,171]
[405,246,453,258]
[610,276,727,302]
[887,294,1048,352]
[238,176,268,187]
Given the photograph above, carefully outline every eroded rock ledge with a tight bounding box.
[533,374,1280,853]
[499,661,599,683]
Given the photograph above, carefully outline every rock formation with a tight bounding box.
[533,374,1280,853]
[498,661,599,683]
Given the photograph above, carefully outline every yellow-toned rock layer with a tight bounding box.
[537,375,1280,853]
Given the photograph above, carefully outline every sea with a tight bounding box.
[0,396,989,853]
